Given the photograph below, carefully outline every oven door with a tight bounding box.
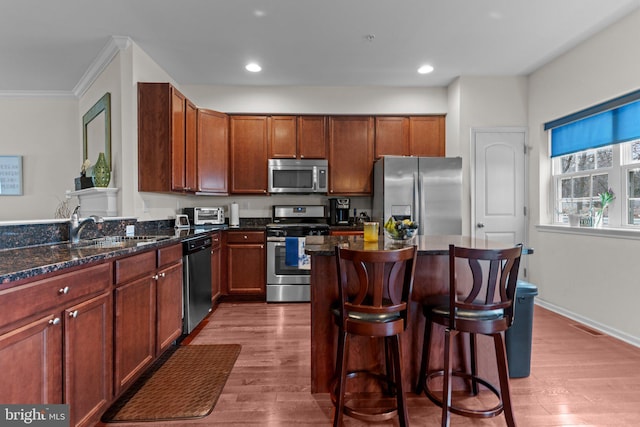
[266,240,310,285]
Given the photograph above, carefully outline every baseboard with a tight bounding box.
[535,299,640,348]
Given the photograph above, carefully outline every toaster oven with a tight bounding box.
[183,207,225,225]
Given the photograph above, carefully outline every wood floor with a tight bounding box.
[99,303,640,426]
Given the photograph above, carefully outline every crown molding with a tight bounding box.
[73,36,132,98]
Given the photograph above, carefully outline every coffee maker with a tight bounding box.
[329,198,350,225]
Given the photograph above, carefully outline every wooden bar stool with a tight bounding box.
[415,244,523,427]
[331,245,417,427]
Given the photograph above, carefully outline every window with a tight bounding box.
[547,90,640,228]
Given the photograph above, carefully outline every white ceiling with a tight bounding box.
[1,0,639,93]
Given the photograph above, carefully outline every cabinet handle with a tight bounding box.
[49,317,61,325]
[159,272,166,278]
[243,235,248,239]
[58,286,69,295]
[152,274,159,280]
[69,310,78,318]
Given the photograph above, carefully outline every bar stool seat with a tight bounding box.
[415,244,523,427]
[330,245,417,427]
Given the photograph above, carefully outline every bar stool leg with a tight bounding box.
[389,334,409,426]
[441,328,455,427]
[493,332,517,427]
[415,318,432,394]
[469,333,479,395]
[333,330,349,427]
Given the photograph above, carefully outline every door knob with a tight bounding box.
[477,223,485,228]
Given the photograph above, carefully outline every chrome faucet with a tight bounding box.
[69,206,104,244]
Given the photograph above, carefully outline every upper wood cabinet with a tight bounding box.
[138,82,197,193]
[197,109,229,195]
[269,116,297,158]
[298,116,327,158]
[229,115,269,194]
[409,116,445,157]
[328,116,374,195]
[375,117,409,158]
[375,115,445,158]
[269,115,327,159]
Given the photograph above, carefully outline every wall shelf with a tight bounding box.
[66,187,119,217]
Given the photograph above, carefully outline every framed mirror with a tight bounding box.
[83,92,111,170]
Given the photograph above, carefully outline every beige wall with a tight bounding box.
[0,97,78,221]
[528,8,640,344]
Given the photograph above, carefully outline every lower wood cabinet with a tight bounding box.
[114,244,183,395]
[0,262,113,427]
[226,231,265,296]
[65,291,113,427]
[211,231,222,304]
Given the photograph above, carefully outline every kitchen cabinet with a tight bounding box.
[138,82,197,193]
[113,244,183,394]
[408,116,445,157]
[269,116,297,158]
[226,231,265,296]
[113,251,156,395]
[65,291,113,427]
[155,244,183,355]
[375,115,446,158]
[298,116,328,158]
[211,231,222,305]
[229,115,269,194]
[269,115,327,159]
[197,108,229,195]
[0,262,113,427]
[328,116,374,195]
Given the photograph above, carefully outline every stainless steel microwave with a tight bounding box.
[268,159,328,194]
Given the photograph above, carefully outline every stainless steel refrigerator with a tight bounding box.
[372,156,463,235]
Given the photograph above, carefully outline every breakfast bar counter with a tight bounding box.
[306,234,528,393]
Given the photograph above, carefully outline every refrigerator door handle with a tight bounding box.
[414,171,421,234]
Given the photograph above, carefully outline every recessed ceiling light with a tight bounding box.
[417,64,434,74]
[245,63,262,73]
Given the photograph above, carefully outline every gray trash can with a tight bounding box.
[505,280,538,378]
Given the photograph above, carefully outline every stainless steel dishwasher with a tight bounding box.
[182,234,212,334]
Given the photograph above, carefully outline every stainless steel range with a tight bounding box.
[266,205,330,302]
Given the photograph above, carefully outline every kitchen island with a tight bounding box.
[306,234,528,394]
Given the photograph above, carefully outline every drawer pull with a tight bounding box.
[48,317,61,325]
[69,310,79,318]
[243,235,248,239]
[58,286,69,295]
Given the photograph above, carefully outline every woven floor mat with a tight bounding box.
[102,344,241,423]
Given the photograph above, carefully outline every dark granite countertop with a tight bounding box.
[0,226,229,287]
[305,235,533,256]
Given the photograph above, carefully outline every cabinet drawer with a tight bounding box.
[157,243,182,268]
[0,262,112,331]
[226,231,264,244]
[115,250,156,284]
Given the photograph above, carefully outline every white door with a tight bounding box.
[472,128,527,249]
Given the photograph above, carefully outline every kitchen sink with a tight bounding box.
[51,235,173,250]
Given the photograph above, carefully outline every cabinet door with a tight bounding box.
[298,116,327,159]
[227,243,265,295]
[197,109,229,194]
[0,314,62,405]
[409,116,445,157]
[375,117,409,158]
[156,261,183,355]
[170,87,187,191]
[229,116,268,194]
[269,116,297,158]
[114,276,156,395]
[185,100,198,192]
[65,291,113,427]
[328,116,374,195]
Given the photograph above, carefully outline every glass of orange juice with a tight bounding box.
[363,221,379,242]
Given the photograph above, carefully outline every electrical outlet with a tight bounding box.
[126,225,135,236]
